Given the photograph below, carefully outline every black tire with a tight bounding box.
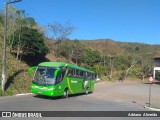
[63,89,68,98]
[85,88,89,95]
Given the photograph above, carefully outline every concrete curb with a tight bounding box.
[144,106,160,111]
[15,93,33,96]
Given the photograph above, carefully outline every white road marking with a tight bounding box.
[144,106,160,111]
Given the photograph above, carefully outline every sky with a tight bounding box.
[0,0,160,44]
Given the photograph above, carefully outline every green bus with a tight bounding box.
[30,62,95,98]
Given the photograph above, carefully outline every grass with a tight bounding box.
[150,105,160,109]
[145,105,160,111]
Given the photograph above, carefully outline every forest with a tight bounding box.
[0,6,160,96]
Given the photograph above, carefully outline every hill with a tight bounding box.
[80,39,160,56]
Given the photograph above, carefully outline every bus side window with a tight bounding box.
[67,68,73,77]
[84,72,87,78]
[80,71,83,78]
[56,70,65,84]
[92,73,95,80]
[75,70,80,78]
[88,72,92,79]
[56,71,62,84]
[73,69,76,78]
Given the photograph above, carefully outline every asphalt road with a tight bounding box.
[0,82,159,120]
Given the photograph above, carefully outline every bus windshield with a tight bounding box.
[32,66,58,86]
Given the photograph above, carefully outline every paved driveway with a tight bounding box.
[90,82,160,109]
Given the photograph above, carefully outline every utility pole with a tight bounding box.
[1,0,22,93]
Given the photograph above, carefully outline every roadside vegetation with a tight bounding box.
[0,6,160,96]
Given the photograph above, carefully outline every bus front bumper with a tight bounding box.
[31,84,55,97]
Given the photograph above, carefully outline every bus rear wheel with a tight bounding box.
[63,89,68,98]
[85,88,89,95]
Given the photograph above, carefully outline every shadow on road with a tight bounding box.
[143,81,160,85]
[33,93,87,100]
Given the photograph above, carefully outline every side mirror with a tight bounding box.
[28,66,37,75]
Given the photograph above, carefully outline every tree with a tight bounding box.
[48,21,76,42]
[83,49,101,67]
[24,17,36,26]
[92,64,107,77]
[0,11,4,39]
[6,6,40,55]
[48,21,76,57]
[124,59,139,80]
[137,54,152,81]
[9,27,49,59]
[138,65,151,81]
[108,53,115,79]
[71,40,85,65]
[114,55,130,71]
[57,40,85,64]
[7,7,26,37]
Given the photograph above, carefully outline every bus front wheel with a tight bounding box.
[63,89,68,98]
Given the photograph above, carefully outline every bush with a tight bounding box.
[5,89,13,96]
[0,89,2,96]
[118,71,125,81]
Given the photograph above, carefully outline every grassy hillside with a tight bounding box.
[0,39,32,96]
[80,39,160,56]
[81,39,124,55]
